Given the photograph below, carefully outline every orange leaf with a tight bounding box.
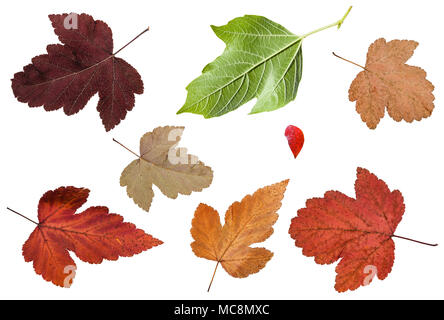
[341,38,435,129]
[21,187,162,287]
[289,168,437,292]
[191,180,289,291]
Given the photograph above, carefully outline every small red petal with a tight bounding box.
[285,125,304,159]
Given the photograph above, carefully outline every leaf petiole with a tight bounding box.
[207,261,220,292]
[113,138,140,158]
[113,27,150,56]
[300,6,352,40]
[6,207,38,225]
[392,235,438,247]
[332,52,367,70]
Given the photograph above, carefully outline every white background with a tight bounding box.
[0,0,443,300]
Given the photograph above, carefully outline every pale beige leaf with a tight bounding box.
[140,126,184,165]
[120,126,213,212]
[120,160,155,212]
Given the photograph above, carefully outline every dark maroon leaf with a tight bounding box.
[11,13,146,131]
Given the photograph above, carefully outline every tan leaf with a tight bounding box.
[119,126,213,212]
[345,38,435,129]
[191,180,289,291]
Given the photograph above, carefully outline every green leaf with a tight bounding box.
[177,7,352,118]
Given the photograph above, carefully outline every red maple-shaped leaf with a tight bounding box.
[11,13,146,131]
[289,168,436,292]
[18,186,162,287]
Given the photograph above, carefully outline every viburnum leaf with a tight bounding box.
[7,187,162,288]
[177,7,352,118]
[191,180,289,291]
[335,38,435,129]
[116,126,213,212]
[11,13,148,131]
[289,168,437,292]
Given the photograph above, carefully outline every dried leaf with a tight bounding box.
[21,186,162,287]
[289,168,437,292]
[11,13,146,131]
[345,38,435,129]
[191,180,289,291]
[119,126,213,212]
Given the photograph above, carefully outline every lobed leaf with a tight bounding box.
[178,15,303,118]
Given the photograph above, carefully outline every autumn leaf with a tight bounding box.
[7,187,162,288]
[285,125,304,159]
[191,180,289,291]
[11,13,148,131]
[177,7,352,118]
[334,38,435,129]
[289,168,437,292]
[116,126,213,212]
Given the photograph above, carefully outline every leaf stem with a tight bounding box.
[392,235,438,247]
[6,207,39,225]
[113,26,150,56]
[332,52,367,70]
[207,261,220,292]
[300,6,352,39]
[112,138,140,158]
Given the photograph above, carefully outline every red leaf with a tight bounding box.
[22,186,162,287]
[11,13,145,131]
[285,125,304,158]
[289,168,405,292]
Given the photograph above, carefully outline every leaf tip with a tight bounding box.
[281,179,290,187]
